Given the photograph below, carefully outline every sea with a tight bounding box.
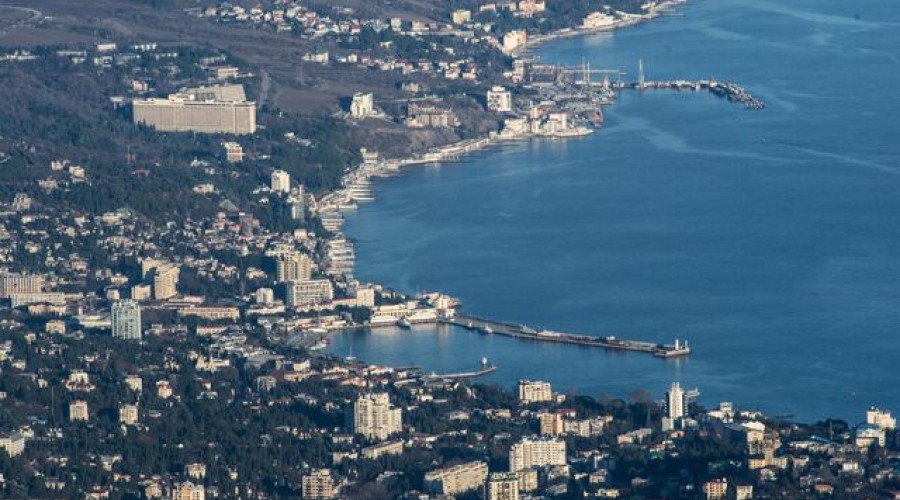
[328,0,900,423]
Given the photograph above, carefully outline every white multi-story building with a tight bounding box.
[276,252,312,283]
[666,382,686,420]
[150,264,180,300]
[423,461,488,496]
[171,481,205,500]
[518,380,552,404]
[867,406,896,430]
[508,437,566,472]
[487,472,520,500]
[69,400,89,421]
[487,86,513,112]
[302,469,337,499]
[502,30,528,53]
[271,169,291,193]
[0,431,26,457]
[0,272,43,298]
[353,393,402,441]
[111,300,142,340]
[119,403,139,425]
[286,279,333,310]
[350,92,375,118]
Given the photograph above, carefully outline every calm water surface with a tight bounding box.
[331,0,900,422]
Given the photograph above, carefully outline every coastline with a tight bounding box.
[316,0,689,214]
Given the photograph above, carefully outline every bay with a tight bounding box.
[329,0,900,422]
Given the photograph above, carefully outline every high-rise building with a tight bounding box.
[487,86,513,112]
[271,169,291,193]
[539,412,564,437]
[353,393,402,441]
[301,469,336,499]
[666,382,687,420]
[518,380,552,404]
[69,400,89,421]
[423,461,488,496]
[152,265,180,300]
[133,85,256,135]
[286,279,333,310]
[0,272,43,298]
[702,478,728,500]
[486,472,520,500]
[276,252,312,283]
[508,437,566,472]
[111,300,142,340]
[867,406,896,430]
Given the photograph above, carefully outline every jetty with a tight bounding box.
[421,358,498,381]
[616,79,766,110]
[445,315,691,358]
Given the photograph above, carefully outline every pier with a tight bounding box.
[445,314,691,358]
[421,358,498,382]
[617,79,766,110]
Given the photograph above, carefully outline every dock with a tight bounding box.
[614,79,766,110]
[421,358,498,381]
[445,315,691,358]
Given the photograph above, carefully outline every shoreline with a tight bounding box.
[309,1,695,383]
[318,0,691,214]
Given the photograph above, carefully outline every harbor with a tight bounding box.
[445,314,692,358]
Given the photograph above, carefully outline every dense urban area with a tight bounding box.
[0,0,893,498]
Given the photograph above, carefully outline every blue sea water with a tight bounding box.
[329,0,900,422]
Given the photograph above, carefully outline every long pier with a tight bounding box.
[445,315,691,358]
[615,79,766,110]
[421,362,498,382]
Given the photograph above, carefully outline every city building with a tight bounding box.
[301,469,336,499]
[156,380,173,399]
[508,437,566,472]
[144,263,180,300]
[286,279,333,310]
[170,481,205,500]
[133,84,256,134]
[176,306,240,321]
[405,103,459,128]
[361,440,404,460]
[735,484,754,500]
[271,169,291,193]
[111,300,142,340]
[486,472,520,500]
[487,86,513,112]
[353,393,402,441]
[276,252,312,283]
[666,382,687,420]
[423,461,488,496]
[350,92,375,118]
[223,141,244,163]
[69,400,89,421]
[539,412,564,436]
[518,380,552,404]
[452,9,471,24]
[0,431,26,457]
[125,374,143,393]
[867,406,896,430]
[502,30,528,53]
[703,478,728,500]
[119,403,139,425]
[855,424,886,448]
[0,272,43,298]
